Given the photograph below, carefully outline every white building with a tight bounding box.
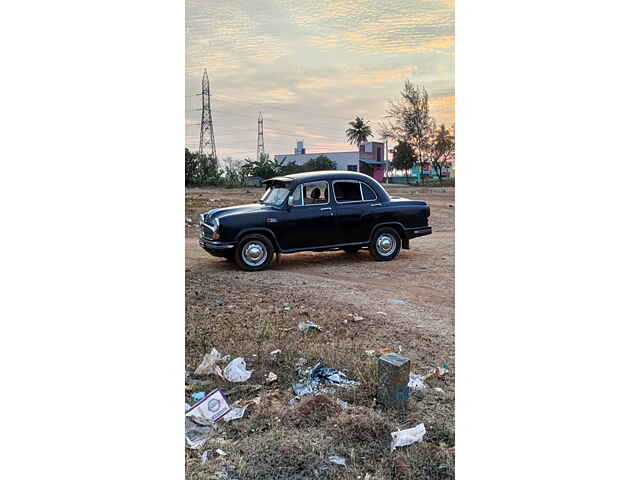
[274,140,386,181]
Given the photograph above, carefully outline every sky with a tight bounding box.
[185,0,454,161]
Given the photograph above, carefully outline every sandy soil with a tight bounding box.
[186,185,454,357]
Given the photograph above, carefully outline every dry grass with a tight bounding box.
[185,185,455,479]
[185,271,454,479]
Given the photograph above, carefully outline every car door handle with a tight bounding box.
[320,207,332,211]
[371,203,382,207]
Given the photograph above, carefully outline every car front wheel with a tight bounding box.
[234,234,274,271]
[369,227,401,261]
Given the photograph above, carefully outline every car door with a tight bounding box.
[332,180,378,243]
[276,181,337,250]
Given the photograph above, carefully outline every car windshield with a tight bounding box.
[260,187,290,206]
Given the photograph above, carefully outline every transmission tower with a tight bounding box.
[198,68,217,170]
[256,112,265,160]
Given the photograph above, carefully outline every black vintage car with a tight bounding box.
[199,171,432,271]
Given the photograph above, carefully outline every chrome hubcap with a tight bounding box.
[242,241,267,266]
[376,234,396,256]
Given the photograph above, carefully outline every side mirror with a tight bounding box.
[287,196,294,208]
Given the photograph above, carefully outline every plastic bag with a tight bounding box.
[223,357,252,382]
[194,348,224,375]
[391,423,426,450]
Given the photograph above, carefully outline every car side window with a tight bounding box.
[302,181,329,205]
[333,181,362,202]
[290,184,302,206]
[361,183,377,201]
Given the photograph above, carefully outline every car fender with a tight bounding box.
[369,221,407,240]
[233,227,282,252]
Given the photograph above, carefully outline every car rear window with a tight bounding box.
[333,181,361,202]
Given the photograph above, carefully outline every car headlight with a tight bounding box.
[211,218,219,232]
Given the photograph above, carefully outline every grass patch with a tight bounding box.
[185,271,454,479]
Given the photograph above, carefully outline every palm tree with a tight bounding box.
[345,116,373,147]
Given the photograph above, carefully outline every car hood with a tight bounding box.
[204,203,278,221]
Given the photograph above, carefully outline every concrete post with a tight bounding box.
[377,353,410,409]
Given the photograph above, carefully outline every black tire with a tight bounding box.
[342,245,361,254]
[234,234,274,271]
[369,227,401,261]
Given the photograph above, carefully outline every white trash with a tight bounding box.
[223,405,247,422]
[185,389,231,422]
[223,357,253,382]
[194,348,224,375]
[390,423,426,450]
[408,372,427,390]
[328,455,347,466]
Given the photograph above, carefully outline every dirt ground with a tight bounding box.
[185,184,454,479]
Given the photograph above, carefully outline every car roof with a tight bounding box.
[265,170,375,183]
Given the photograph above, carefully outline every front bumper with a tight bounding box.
[199,237,236,256]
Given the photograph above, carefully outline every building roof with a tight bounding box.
[273,152,358,161]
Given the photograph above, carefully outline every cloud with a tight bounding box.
[185,0,454,158]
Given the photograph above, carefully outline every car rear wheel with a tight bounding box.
[369,227,401,261]
[234,234,274,271]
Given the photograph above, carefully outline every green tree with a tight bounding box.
[303,155,336,172]
[392,141,417,184]
[432,124,455,184]
[195,154,220,185]
[345,116,373,147]
[380,80,435,183]
[185,148,197,186]
[241,153,282,179]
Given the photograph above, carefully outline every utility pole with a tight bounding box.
[257,112,265,161]
[198,68,217,171]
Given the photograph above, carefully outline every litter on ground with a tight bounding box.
[387,298,407,305]
[328,455,347,466]
[185,416,214,449]
[194,347,225,375]
[185,388,231,423]
[390,423,426,451]
[298,320,322,331]
[408,372,427,390]
[292,362,359,397]
[223,357,252,382]
[191,391,205,402]
[266,371,278,384]
[223,405,247,422]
